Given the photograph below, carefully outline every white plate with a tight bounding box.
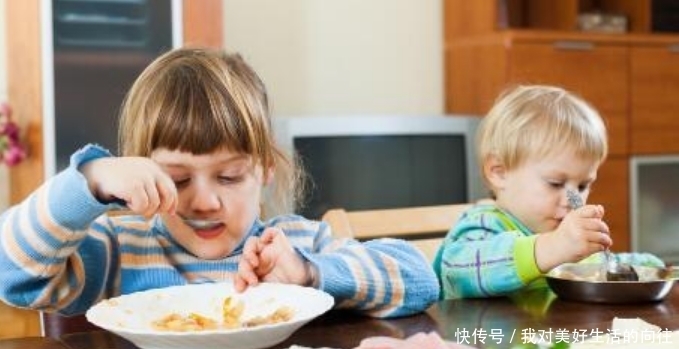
[86,282,334,349]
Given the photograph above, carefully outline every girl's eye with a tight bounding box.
[578,183,591,192]
[218,175,243,184]
[173,179,190,188]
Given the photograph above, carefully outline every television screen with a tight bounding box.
[294,134,468,219]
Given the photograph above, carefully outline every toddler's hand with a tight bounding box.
[80,157,177,218]
[535,204,612,272]
[234,228,313,292]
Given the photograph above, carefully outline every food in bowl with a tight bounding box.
[151,296,294,332]
[546,263,676,304]
[86,282,334,349]
[549,263,671,282]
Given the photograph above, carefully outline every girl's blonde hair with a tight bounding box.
[477,85,608,190]
[118,47,304,217]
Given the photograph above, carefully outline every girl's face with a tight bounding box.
[490,149,600,234]
[151,148,269,260]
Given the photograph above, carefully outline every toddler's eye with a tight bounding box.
[548,181,564,189]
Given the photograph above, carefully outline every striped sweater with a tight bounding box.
[434,203,665,299]
[0,145,439,317]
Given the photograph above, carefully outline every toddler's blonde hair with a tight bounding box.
[477,85,608,192]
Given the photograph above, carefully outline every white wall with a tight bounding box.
[0,0,9,211]
[0,0,445,209]
[223,0,443,116]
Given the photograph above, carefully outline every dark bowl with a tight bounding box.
[546,263,676,304]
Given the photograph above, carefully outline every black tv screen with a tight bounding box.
[294,135,468,219]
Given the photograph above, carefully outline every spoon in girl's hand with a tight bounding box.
[180,216,223,230]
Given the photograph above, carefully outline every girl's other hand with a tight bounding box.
[535,204,612,272]
[80,157,178,218]
[234,227,312,292]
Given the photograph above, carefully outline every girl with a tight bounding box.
[0,48,439,317]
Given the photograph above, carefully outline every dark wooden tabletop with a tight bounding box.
[5,285,679,349]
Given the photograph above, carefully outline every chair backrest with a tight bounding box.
[41,312,100,338]
[321,203,473,261]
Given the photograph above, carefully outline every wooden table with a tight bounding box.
[5,285,679,349]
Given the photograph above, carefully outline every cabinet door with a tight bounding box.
[506,41,629,156]
[589,156,630,252]
[630,45,679,154]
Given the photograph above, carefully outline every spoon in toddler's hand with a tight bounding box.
[565,189,638,282]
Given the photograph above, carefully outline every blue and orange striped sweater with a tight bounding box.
[0,145,439,317]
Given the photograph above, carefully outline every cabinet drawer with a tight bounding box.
[506,42,629,156]
[630,45,679,154]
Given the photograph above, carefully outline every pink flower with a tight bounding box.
[0,121,20,140]
[3,144,26,166]
[0,102,27,167]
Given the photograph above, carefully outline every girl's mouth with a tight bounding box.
[192,223,226,240]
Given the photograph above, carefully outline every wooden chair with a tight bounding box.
[321,203,473,261]
[41,312,100,338]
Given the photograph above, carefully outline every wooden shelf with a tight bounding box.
[445,0,676,40]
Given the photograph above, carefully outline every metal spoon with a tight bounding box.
[180,216,223,230]
[565,189,639,282]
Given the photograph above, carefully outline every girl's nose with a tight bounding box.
[188,184,222,212]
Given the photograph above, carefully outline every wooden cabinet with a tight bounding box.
[446,32,631,157]
[630,43,679,154]
[507,40,629,156]
[445,0,679,252]
[445,0,653,37]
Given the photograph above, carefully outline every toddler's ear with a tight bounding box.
[484,154,507,190]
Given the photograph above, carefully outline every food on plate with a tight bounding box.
[222,296,245,328]
[243,306,294,327]
[550,263,673,283]
[550,267,604,282]
[152,313,219,331]
[152,296,295,331]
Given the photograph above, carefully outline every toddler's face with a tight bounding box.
[492,150,600,234]
[151,148,268,260]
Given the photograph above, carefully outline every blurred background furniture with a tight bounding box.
[40,313,98,339]
[322,203,473,261]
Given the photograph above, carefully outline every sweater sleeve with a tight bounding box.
[437,206,542,299]
[287,219,439,318]
[0,144,120,314]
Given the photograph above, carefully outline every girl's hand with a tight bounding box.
[535,204,612,272]
[234,228,314,292]
[80,157,177,217]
